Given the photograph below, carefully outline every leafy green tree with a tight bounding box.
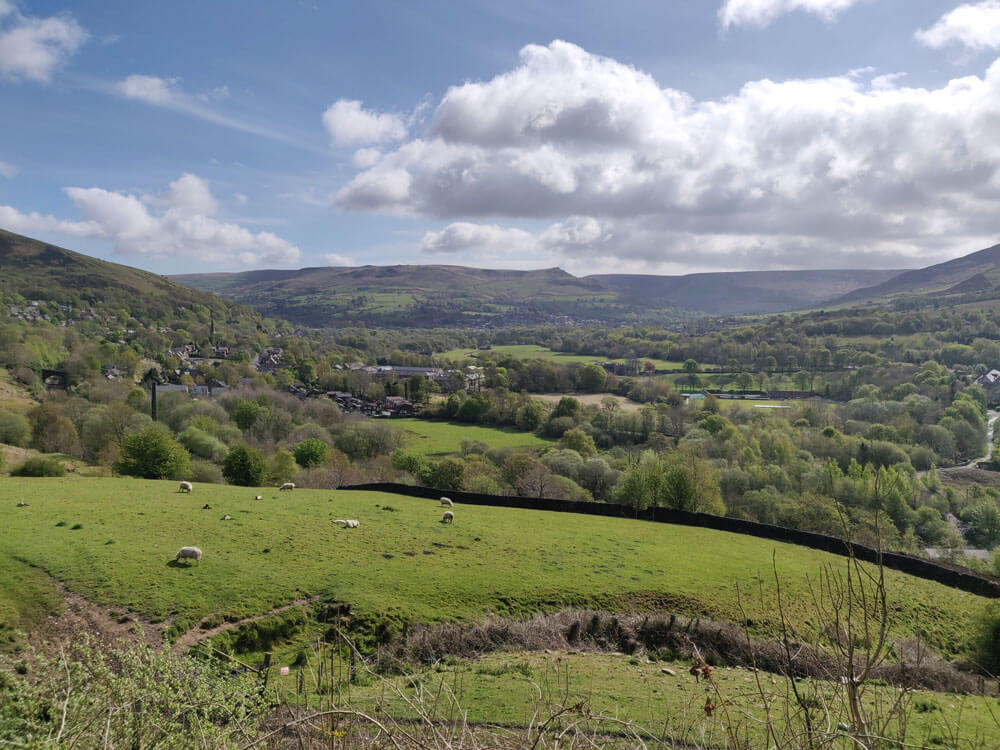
[269,449,297,483]
[558,427,597,457]
[293,438,331,468]
[222,444,267,486]
[117,424,190,479]
[231,400,265,431]
[0,409,31,447]
[579,364,608,392]
[419,457,465,490]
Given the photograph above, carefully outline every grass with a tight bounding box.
[0,367,34,414]
[317,651,1000,747]
[0,478,989,660]
[393,418,553,455]
[0,554,61,649]
[439,345,683,370]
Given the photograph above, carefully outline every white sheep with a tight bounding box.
[221,514,233,521]
[333,519,360,528]
[255,495,263,501]
[442,510,454,524]
[346,519,359,528]
[175,546,202,565]
[440,497,453,507]
[178,481,193,493]
[279,482,295,491]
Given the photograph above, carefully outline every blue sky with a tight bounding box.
[2,0,1000,276]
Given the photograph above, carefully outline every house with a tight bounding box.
[379,396,415,417]
[974,369,1000,405]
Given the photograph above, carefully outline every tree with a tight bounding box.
[558,427,597,457]
[222,444,267,486]
[419,457,465,491]
[579,364,608,392]
[293,438,331,468]
[117,424,190,480]
[231,399,265,431]
[682,359,701,389]
[269,449,297,483]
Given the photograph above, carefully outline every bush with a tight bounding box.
[188,460,224,484]
[11,456,66,477]
[292,437,330,468]
[0,409,31,447]
[117,424,191,480]
[222,444,267,486]
[178,426,228,462]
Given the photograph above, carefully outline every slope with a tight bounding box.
[0,228,258,323]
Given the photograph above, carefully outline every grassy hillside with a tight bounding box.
[833,242,1000,306]
[394,418,553,454]
[0,229,260,325]
[174,264,903,325]
[0,478,987,659]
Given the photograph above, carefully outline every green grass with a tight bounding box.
[324,651,1000,747]
[0,554,61,649]
[0,478,989,660]
[440,345,682,370]
[394,418,553,455]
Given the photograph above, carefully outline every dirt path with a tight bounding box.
[33,580,166,652]
[171,595,322,655]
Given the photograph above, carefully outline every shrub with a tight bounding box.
[222,444,267,486]
[117,424,191,480]
[0,409,31,447]
[11,456,66,477]
[178,426,228,462]
[188,460,224,484]
[292,437,330,468]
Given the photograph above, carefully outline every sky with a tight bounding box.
[2,0,1000,277]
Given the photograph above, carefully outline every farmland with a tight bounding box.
[0,478,988,663]
[394,418,553,454]
[439,344,684,370]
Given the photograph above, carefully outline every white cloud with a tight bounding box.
[351,147,382,168]
[916,1,1000,52]
[719,0,862,28]
[1,174,300,266]
[322,252,355,266]
[322,99,407,146]
[420,222,536,255]
[0,159,16,177]
[114,75,309,148]
[336,40,1000,270]
[0,5,86,82]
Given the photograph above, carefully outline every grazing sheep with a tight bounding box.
[279,482,295,491]
[221,514,233,521]
[175,546,202,565]
[16,502,28,507]
[255,495,263,501]
[346,519,359,528]
[178,481,193,493]
[440,497,453,507]
[333,519,360,528]
[442,510,454,524]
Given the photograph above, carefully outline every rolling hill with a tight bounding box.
[174,264,904,326]
[832,242,1000,307]
[0,229,260,325]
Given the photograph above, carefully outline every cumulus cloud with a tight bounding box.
[322,252,355,266]
[718,0,862,28]
[1,174,300,266]
[0,3,86,82]
[322,99,407,146]
[0,159,16,177]
[336,40,1000,271]
[420,222,536,255]
[916,1,1000,51]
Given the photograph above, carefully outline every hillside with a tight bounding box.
[174,264,903,326]
[832,242,1000,307]
[0,229,258,324]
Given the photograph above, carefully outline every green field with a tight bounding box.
[394,418,553,454]
[318,651,1000,748]
[440,345,683,370]
[0,478,988,661]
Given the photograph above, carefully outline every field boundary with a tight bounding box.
[343,483,1000,599]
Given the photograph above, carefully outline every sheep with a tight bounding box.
[178,481,193,493]
[279,482,295,491]
[440,497,454,507]
[442,510,454,524]
[255,495,263,501]
[175,546,202,565]
[16,502,28,507]
[333,519,360,528]
[202,504,211,510]
[221,514,233,521]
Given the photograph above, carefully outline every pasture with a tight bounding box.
[328,651,1000,747]
[439,345,683,370]
[0,478,988,662]
[394,418,552,454]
